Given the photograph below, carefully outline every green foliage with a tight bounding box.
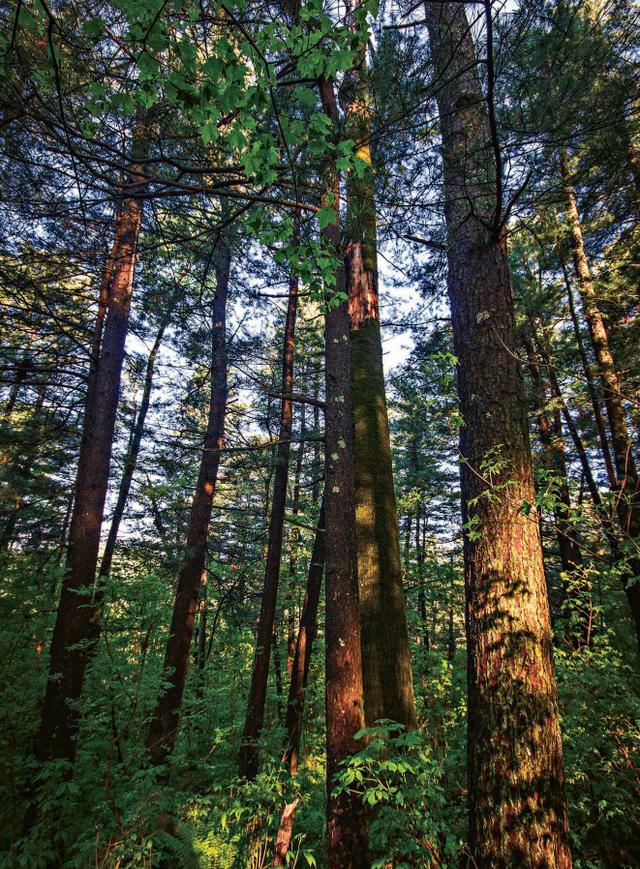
[555,642,640,867]
[333,721,461,867]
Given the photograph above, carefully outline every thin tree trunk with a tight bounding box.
[319,74,369,869]
[562,262,617,489]
[25,130,147,826]
[312,369,321,504]
[523,330,589,643]
[342,0,416,732]
[0,387,45,552]
[284,498,325,776]
[97,300,174,581]
[146,238,230,766]
[197,569,208,673]
[238,256,299,780]
[425,5,572,865]
[561,151,640,654]
[415,505,429,650]
[272,626,284,723]
[447,560,456,663]
[286,410,306,676]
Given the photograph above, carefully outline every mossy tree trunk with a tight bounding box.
[342,0,417,732]
[425,4,572,866]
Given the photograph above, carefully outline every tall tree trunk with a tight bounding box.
[284,498,325,776]
[561,151,640,654]
[562,263,617,489]
[319,75,369,869]
[415,505,429,650]
[341,0,416,731]
[197,568,208,674]
[97,301,174,581]
[272,626,285,723]
[425,5,572,865]
[238,259,298,780]
[523,330,589,644]
[146,239,230,766]
[286,411,306,676]
[25,132,147,822]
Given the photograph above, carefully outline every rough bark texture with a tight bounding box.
[284,498,325,775]
[273,797,301,866]
[561,151,640,655]
[341,7,417,728]
[425,5,572,866]
[146,240,230,766]
[27,135,147,802]
[319,75,369,869]
[238,263,298,780]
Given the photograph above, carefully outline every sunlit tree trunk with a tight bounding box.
[25,131,147,827]
[561,151,640,654]
[340,0,416,731]
[146,239,230,766]
[239,259,298,780]
[319,74,369,868]
[425,4,572,865]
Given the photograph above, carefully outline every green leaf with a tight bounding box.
[293,86,317,109]
[317,206,337,229]
[18,6,37,29]
[82,17,104,39]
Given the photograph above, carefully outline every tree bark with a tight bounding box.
[97,301,174,581]
[146,239,230,766]
[319,75,369,869]
[25,130,147,818]
[425,4,572,866]
[415,504,430,651]
[284,498,325,776]
[561,151,640,655]
[238,256,299,780]
[523,329,589,644]
[341,0,416,731]
[273,797,301,867]
[562,262,617,489]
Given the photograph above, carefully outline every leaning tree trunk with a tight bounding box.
[561,151,640,655]
[25,131,147,826]
[425,4,572,866]
[284,498,325,776]
[238,256,299,780]
[319,74,369,869]
[341,0,416,731]
[146,240,230,766]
